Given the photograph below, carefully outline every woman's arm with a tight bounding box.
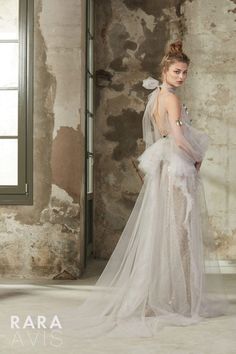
[165,93,202,164]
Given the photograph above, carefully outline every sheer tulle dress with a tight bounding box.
[64,77,230,338]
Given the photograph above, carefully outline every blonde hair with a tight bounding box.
[159,40,190,81]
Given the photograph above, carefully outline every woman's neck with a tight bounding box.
[161,81,177,94]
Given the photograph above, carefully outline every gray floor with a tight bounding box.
[0,259,235,354]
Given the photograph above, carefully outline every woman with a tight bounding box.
[65,40,229,338]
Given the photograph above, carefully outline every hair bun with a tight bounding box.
[159,40,190,80]
[168,40,183,55]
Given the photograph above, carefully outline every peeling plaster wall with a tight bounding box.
[182,0,236,260]
[94,0,187,259]
[94,0,236,261]
[0,0,85,278]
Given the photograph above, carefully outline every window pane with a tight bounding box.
[0,90,18,135]
[0,43,18,87]
[0,0,19,40]
[0,139,18,185]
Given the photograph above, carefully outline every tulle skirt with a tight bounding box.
[63,137,229,338]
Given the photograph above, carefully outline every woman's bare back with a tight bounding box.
[152,90,181,138]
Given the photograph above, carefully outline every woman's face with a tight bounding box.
[164,61,188,88]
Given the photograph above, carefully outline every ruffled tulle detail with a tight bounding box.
[62,153,229,338]
[61,77,230,338]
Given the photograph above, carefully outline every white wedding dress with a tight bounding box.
[64,77,230,338]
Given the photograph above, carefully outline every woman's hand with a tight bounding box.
[194,161,202,172]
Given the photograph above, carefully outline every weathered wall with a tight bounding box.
[183,0,236,260]
[0,0,85,278]
[0,0,234,277]
[94,0,236,262]
[93,0,189,258]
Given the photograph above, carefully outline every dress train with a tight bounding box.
[62,77,230,338]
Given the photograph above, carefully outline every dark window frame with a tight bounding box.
[0,0,33,205]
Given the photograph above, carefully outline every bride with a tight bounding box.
[65,40,229,338]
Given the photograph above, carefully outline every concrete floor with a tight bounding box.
[0,259,235,354]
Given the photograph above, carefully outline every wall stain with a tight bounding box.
[124,40,138,51]
[123,0,191,18]
[96,69,113,87]
[228,7,236,13]
[110,57,128,71]
[109,23,130,71]
[110,82,125,91]
[51,127,83,202]
[104,108,143,160]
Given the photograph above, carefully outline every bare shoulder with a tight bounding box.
[165,93,181,106]
[165,93,181,113]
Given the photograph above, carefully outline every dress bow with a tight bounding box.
[142,76,160,90]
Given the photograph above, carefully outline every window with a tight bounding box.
[0,0,33,204]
